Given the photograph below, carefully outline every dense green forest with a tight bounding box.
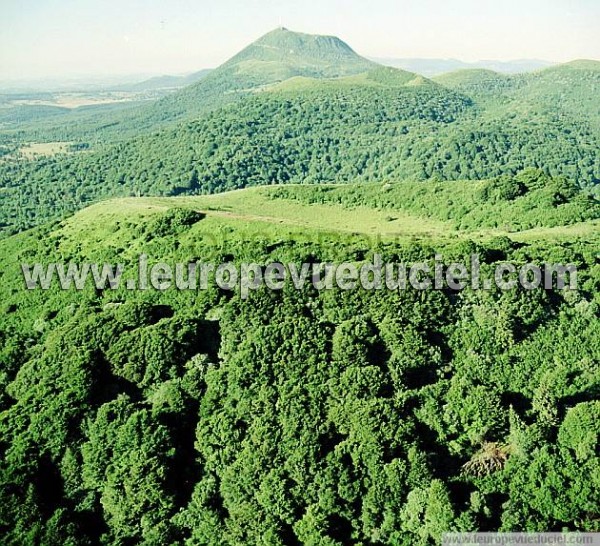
[0,198,599,544]
[267,170,600,231]
[1,63,599,237]
[1,27,599,545]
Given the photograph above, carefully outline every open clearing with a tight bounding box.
[58,185,600,248]
[18,141,71,158]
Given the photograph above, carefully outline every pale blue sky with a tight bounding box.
[1,0,599,80]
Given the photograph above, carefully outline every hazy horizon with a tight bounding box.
[1,0,599,81]
[0,54,560,86]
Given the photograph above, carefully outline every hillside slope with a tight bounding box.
[3,65,600,236]
[0,80,473,234]
[434,60,600,121]
[0,188,598,544]
[1,31,598,236]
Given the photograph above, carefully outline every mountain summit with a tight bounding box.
[149,28,379,123]
[222,28,376,78]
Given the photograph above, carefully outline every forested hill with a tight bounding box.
[0,28,384,141]
[2,31,599,144]
[2,61,599,236]
[127,28,381,130]
[0,190,598,544]
[433,60,600,121]
[0,30,599,236]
